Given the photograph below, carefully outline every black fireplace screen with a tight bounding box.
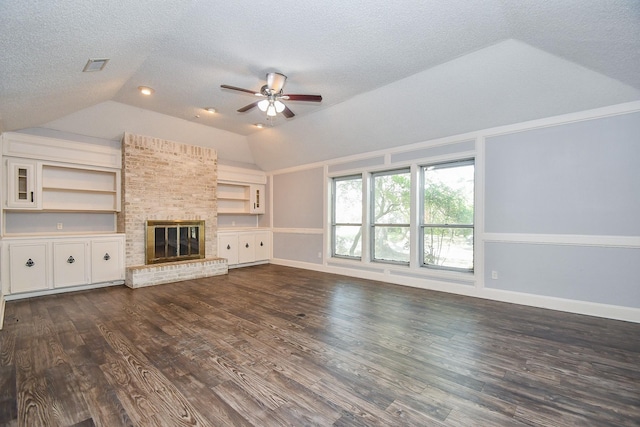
[146,220,205,264]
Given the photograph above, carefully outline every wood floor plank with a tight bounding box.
[96,322,213,427]
[1,264,639,426]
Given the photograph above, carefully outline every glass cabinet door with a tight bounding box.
[6,159,39,209]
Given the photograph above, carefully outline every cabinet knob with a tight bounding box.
[67,256,75,264]
[25,258,35,267]
[245,243,249,248]
[103,253,111,261]
[260,241,264,246]
[227,244,231,250]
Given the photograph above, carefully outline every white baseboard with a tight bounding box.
[4,280,124,302]
[271,258,640,324]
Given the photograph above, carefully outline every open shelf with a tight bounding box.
[40,164,120,212]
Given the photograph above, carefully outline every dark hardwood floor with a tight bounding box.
[0,264,639,426]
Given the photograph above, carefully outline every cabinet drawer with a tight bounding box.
[53,242,88,288]
[9,243,48,293]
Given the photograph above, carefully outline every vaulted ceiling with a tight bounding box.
[1,1,639,170]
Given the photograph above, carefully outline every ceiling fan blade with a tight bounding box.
[221,84,260,95]
[282,105,295,118]
[282,94,322,102]
[237,101,260,113]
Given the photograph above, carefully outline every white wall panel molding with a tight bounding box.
[273,228,323,235]
[480,100,640,139]
[2,132,121,169]
[483,233,640,248]
[0,295,4,330]
[271,258,640,323]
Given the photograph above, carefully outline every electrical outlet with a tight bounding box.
[491,270,498,280]
[57,223,63,230]
[317,252,322,258]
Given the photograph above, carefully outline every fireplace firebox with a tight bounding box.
[146,220,205,264]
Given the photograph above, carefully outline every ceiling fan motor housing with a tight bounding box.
[266,72,287,93]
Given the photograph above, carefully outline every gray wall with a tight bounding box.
[273,233,323,264]
[485,112,640,235]
[273,167,324,229]
[485,242,640,308]
[484,111,640,308]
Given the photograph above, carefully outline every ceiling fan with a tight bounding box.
[221,72,322,119]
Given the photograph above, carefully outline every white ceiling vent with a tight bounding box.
[82,58,109,72]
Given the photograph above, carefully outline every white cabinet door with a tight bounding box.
[9,242,48,293]
[238,233,256,264]
[6,158,40,209]
[218,234,239,265]
[254,231,270,261]
[53,241,88,288]
[249,184,265,214]
[91,239,123,283]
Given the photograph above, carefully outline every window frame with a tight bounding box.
[370,168,411,265]
[420,158,475,273]
[331,174,363,260]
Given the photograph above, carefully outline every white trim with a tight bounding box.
[484,233,640,248]
[480,100,640,139]
[272,228,323,234]
[4,280,124,301]
[270,258,640,323]
[0,295,5,330]
[475,136,486,289]
[1,132,121,169]
[218,164,266,185]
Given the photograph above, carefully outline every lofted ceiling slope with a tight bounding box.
[1,1,639,169]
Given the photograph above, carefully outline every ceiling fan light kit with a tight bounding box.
[221,72,322,120]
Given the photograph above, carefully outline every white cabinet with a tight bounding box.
[254,231,270,261]
[5,158,40,209]
[91,239,124,283]
[53,241,88,288]
[2,234,125,296]
[218,234,239,265]
[2,132,121,213]
[218,230,270,267]
[249,184,265,214]
[238,233,256,264]
[8,242,48,293]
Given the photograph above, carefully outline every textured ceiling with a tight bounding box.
[1,0,639,146]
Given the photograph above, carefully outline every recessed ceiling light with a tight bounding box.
[138,86,154,95]
[205,107,216,113]
[254,123,265,128]
[83,58,109,72]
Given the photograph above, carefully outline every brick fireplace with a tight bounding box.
[118,133,227,288]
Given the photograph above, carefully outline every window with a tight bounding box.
[421,160,474,271]
[332,175,363,258]
[371,169,411,264]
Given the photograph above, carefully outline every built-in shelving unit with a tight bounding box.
[1,132,125,301]
[217,164,266,215]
